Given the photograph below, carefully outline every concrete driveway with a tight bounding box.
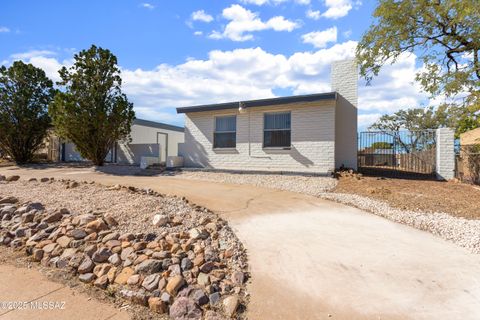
[2,165,480,320]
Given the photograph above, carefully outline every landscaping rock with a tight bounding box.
[114,267,135,285]
[166,275,186,296]
[152,214,169,227]
[148,297,167,314]
[92,247,112,263]
[223,295,239,318]
[135,259,162,274]
[42,211,63,223]
[0,196,19,204]
[94,275,109,289]
[78,257,95,274]
[169,297,202,320]
[79,273,96,283]
[142,273,160,291]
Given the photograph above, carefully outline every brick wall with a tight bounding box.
[436,128,455,180]
[332,59,358,169]
[180,101,336,174]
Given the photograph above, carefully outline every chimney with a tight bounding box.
[331,59,358,107]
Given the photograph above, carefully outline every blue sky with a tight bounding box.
[0,0,432,129]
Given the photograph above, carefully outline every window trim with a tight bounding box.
[213,115,237,149]
[263,111,292,149]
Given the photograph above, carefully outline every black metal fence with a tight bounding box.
[358,130,437,178]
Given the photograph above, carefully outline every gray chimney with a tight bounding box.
[331,59,358,107]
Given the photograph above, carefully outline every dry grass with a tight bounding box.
[334,175,480,219]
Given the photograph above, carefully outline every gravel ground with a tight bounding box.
[0,180,199,235]
[169,170,338,195]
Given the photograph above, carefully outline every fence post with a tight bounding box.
[436,128,455,180]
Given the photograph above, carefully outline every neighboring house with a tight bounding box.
[176,60,358,174]
[50,119,184,165]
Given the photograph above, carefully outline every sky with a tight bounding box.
[0,0,435,130]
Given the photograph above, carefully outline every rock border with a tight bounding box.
[0,175,249,319]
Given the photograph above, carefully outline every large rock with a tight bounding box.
[72,214,96,226]
[85,219,108,232]
[152,214,169,227]
[148,297,167,314]
[142,274,160,291]
[135,259,162,274]
[42,211,63,223]
[223,295,239,318]
[79,273,96,283]
[114,267,135,285]
[56,236,72,248]
[6,175,20,182]
[169,297,202,320]
[94,275,109,289]
[166,275,186,296]
[0,196,18,204]
[92,247,112,263]
[78,257,95,274]
[69,229,87,240]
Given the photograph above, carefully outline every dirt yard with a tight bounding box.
[334,174,480,219]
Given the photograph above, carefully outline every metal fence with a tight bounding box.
[358,130,437,178]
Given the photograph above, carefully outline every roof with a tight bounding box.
[176,92,338,114]
[133,118,184,132]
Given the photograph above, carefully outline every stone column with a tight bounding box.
[436,128,455,180]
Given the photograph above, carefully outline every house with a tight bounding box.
[176,60,358,174]
[49,119,184,165]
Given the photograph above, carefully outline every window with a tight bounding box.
[214,115,236,148]
[264,112,291,148]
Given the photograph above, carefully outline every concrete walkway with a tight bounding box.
[0,264,129,320]
[2,165,480,320]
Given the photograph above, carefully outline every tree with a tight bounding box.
[370,142,392,149]
[0,61,55,164]
[49,45,135,166]
[356,0,480,122]
[369,107,442,152]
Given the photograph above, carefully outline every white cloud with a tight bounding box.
[306,9,321,20]
[210,4,300,41]
[191,10,214,23]
[4,43,431,129]
[302,27,337,48]
[322,0,361,19]
[0,26,10,33]
[10,50,57,60]
[140,3,155,10]
[193,31,203,36]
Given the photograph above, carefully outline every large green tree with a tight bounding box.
[49,45,135,166]
[0,61,55,164]
[357,0,480,134]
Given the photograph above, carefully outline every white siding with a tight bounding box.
[180,101,336,174]
[116,123,185,165]
[332,59,358,169]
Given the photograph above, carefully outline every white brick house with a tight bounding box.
[176,60,358,174]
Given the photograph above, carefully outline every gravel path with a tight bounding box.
[169,170,338,195]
